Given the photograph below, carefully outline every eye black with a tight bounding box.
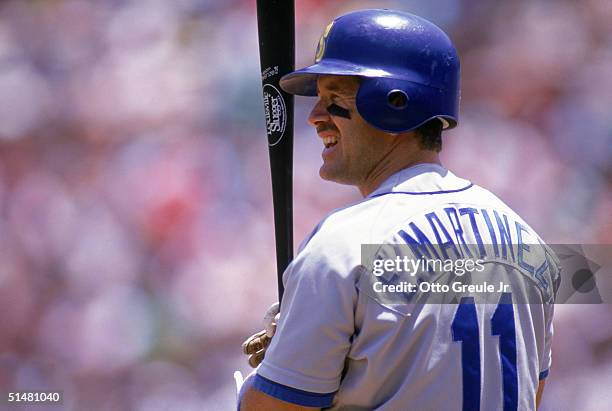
[327,104,351,119]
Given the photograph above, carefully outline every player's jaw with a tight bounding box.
[315,122,343,179]
[311,113,372,187]
[317,125,370,188]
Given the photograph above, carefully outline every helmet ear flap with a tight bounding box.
[356,77,458,133]
[356,78,428,132]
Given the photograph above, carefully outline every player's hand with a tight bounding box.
[241,302,280,368]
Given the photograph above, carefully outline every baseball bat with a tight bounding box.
[256,0,295,303]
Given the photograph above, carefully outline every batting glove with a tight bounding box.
[241,302,280,367]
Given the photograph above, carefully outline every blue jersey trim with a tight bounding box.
[369,183,474,198]
[253,374,335,407]
[539,369,549,380]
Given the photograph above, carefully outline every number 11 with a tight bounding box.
[451,293,518,411]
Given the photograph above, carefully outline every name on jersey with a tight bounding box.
[396,206,551,291]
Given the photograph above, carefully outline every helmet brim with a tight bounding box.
[280,59,393,96]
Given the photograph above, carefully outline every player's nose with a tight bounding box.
[308,99,331,127]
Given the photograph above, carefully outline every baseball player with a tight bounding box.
[239,9,558,411]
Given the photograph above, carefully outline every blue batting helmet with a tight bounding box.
[280,9,460,133]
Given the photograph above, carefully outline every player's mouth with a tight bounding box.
[323,136,338,149]
[321,135,339,160]
[316,124,340,158]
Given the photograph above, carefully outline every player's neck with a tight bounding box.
[358,149,441,197]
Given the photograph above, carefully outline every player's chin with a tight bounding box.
[319,165,334,181]
[319,164,353,185]
[319,164,340,182]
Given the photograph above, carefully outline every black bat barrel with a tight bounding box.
[256,0,295,303]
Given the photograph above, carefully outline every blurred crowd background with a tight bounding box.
[0,0,610,410]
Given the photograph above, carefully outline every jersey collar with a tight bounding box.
[366,163,472,198]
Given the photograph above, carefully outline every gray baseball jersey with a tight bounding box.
[253,164,557,410]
